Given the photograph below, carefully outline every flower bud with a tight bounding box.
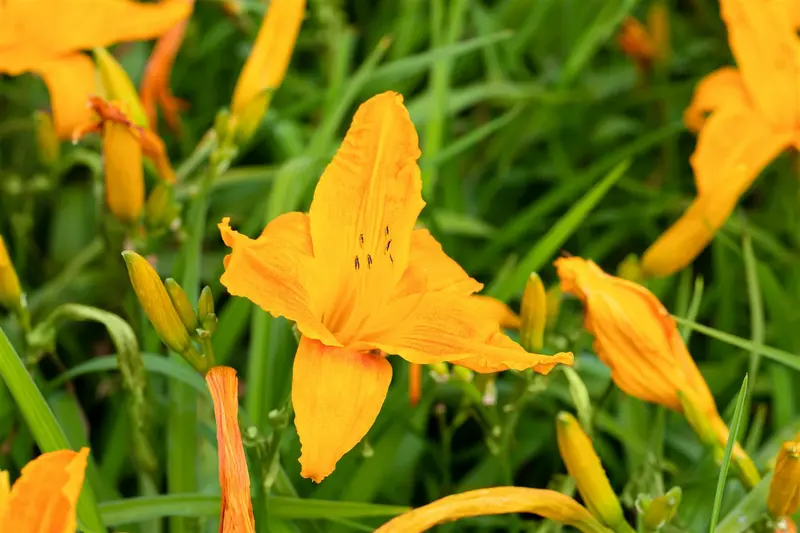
[546,284,562,325]
[94,47,149,127]
[104,115,145,224]
[33,111,60,167]
[122,251,192,356]
[452,365,473,383]
[0,235,22,310]
[198,286,215,323]
[768,442,800,518]
[556,412,625,529]
[520,272,546,352]
[165,278,198,332]
[145,183,178,230]
[230,0,306,142]
[638,487,681,531]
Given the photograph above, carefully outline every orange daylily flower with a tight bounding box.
[0,0,191,138]
[768,441,800,518]
[206,366,256,533]
[0,447,90,531]
[219,91,573,482]
[641,0,800,277]
[75,96,176,182]
[140,0,195,134]
[229,0,306,140]
[556,256,761,487]
[375,487,612,533]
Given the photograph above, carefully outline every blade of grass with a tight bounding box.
[672,316,800,372]
[679,276,705,343]
[0,327,106,532]
[709,374,749,533]
[714,469,772,533]
[488,159,629,301]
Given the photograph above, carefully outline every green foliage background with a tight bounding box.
[1,0,799,531]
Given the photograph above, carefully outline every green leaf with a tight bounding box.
[672,316,800,372]
[714,472,772,533]
[49,353,208,396]
[98,493,409,526]
[0,326,106,532]
[488,159,629,300]
[709,375,749,533]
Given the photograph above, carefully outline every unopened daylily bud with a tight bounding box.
[639,487,681,531]
[556,412,625,530]
[0,235,22,310]
[429,362,450,383]
[165,278,197,332]
[616,254,643,283]
[198,286,215,323]
[546,284,562,325]
[94,47,149,127]
[122,252,193,356]
[452,366,473,383]
[202,312,217,335]
[520,272,546,352]
[230,0,306,141]
[33,111,60,167]
[617,16,656,72]
[768,442,800,518]
[103,115,145,224]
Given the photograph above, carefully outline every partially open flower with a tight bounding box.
[0,448,90,531]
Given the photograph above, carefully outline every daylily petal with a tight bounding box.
[683,67,750,135]
[292,336,392,482]
[469,295,521,330]
[219,215,338,347]
[0,0,191,75]
[642,107,791,277]
[206,367,256,533]
[308,91,424,342]
[0,448,89,533]
[375,487,612,533]
[720,0,800,127]
[140,9,192,133]
[401,229,482,296]
[362,293,572,372]
[37,53,95,138]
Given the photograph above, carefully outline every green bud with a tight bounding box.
[198,286,215,322]
[164,278,197,332]
[639,487,682,531]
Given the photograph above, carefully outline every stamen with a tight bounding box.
[354,255,360,270]
[385,225,390,237]
[367,254,373,268]
[385,239,392,252]
[359,233,364,247]
[389,253,394,264]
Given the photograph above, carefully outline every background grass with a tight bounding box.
[1,0,799,531]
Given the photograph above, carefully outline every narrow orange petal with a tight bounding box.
[400,229,482,296]
[308,91,424,342]
[0,448,89,533]
[362,293,572,374]
[219,215,338,347]
[293,336,392,482]
[642,108,790,277]
[0,0,191,75]
[206,367,256,533]
[720,0,800,126]
[230,0,306,114]
[375,487,611,533]
[683,67,750,135]
[140,3,194,133]
[36,53,95,139]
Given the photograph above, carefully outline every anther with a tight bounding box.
[385,239,392,252]
[367,254,373,268]
[389,253,394,264]
[354,255,360,270]
[359,233,364,247]
[385,225,390,237]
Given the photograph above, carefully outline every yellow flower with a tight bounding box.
[0,448,90,531]
[556,412,626,530]
[555,256,715,415]
[0,235,22,310]
[219,91,573,482]
[229,0,306,140]
[376,487,612,533]
[768,441,800,518]
[0,0,191,138]
[641,0,800,277]
[206,366,256,533]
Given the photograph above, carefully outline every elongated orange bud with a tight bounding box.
[555,256,716,416]
[230,0,306,140]
[556,412,626,530]
[206,366,256,533]
[103,108,145,223]
[376,487,612,533]
[768,442,800,518]
[0,448,90,532]
[618,17,655,71]
[0,235,22,310]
